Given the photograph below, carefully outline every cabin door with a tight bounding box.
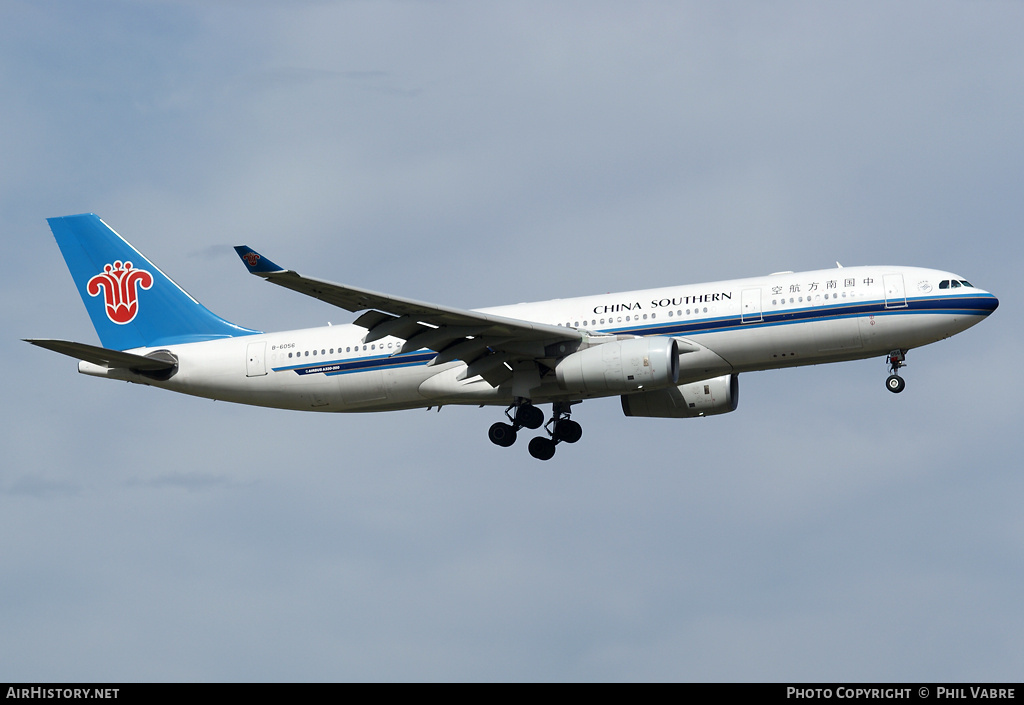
[246,342,267,377]
[741,288,762,323]
[883,274,907,309]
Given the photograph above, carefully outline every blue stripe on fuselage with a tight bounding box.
[274,351,436,376]
[603,293,997,338]
[270,293,997,377]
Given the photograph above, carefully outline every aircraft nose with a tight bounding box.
[980,290,999,315]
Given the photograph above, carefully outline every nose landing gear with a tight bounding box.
[885,350,907,393]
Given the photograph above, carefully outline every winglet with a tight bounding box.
[234,246,285,275]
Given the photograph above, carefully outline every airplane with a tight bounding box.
[27,214,999,460]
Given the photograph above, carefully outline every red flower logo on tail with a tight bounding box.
[87,261,154,324]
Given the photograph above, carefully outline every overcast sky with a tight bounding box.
[2,1,1022,682]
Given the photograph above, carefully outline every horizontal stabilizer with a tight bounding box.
[23,339,176,372]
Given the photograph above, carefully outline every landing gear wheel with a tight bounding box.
[886,375,906,394]
[553,419,583,444]
[515,404,544,430]
[490,400,582,457]
[528,436,557,461]
[884,350,907,394]
[488,422,518,447]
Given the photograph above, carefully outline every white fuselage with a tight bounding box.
[82,265,997,412]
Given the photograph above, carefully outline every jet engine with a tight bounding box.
[555,337,679,395]
[620,374,739,418]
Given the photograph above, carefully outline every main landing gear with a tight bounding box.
[487,398,543,448]
[885,349,907,393]
[488,399,582,461]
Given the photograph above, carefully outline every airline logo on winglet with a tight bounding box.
[234,245,285,274]
[87,261,153,324]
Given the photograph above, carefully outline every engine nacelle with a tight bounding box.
[555,337,679,395]
[620,374,739,418]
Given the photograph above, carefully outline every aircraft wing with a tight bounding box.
[234,246,583,386]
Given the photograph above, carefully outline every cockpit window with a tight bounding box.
[959,280,973,288]
[950,280,961,288]
[939,280,949,289]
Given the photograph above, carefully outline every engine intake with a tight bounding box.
[620,374,739,418]
[555,337,679,395]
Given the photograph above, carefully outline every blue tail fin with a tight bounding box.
[47,214,261,350]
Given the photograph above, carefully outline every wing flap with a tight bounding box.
[398,325,486,355]
[352,310,396,331]
[429,337,511,367]
[458,351,511,381]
